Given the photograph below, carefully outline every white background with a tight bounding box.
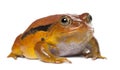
[0,0,120,69]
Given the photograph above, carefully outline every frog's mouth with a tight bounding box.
[67,20,93,31]
[68,25,94,34]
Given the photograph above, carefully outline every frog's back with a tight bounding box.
[24,15,63,33]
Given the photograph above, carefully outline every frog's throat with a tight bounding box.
[56,31,93,56]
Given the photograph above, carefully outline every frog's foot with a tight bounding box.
[8,52,24,59]
[55,57,71,63]
[42,57,71,64]
[7,53,17,59]
[91,55,106,60]
[85,53,106,60]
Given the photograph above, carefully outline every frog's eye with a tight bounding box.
[60,16,71,26]
[87,15,92,23]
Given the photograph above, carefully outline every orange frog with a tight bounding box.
[8,13,105,63]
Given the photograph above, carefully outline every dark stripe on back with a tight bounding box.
[21,24,52,39]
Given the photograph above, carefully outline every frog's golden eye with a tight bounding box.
[60,16,71,26]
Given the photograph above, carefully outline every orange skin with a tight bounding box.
[8,13,105,63]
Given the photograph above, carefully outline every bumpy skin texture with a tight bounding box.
[8,13,105,63]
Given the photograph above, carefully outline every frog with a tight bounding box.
[8,13,105,63]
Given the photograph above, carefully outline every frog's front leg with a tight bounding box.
[34,40,71,63]
[83,37,106,60]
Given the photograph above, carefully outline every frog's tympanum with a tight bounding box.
[8,13,105,63]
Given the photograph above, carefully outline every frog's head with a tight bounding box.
[48,13,94,43]
[21,13,94,44]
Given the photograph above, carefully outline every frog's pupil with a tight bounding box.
[61,18,68,23]
[89,15,92,21]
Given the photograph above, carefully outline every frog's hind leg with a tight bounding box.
[8,48,23,60]
[8,34,24,59]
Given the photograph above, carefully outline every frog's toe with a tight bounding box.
[92,56,106,60]
[55,57,72,64]
[84,53,106,60]
[7,53,17,59]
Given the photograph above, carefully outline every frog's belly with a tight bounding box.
[57,42,86,56]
